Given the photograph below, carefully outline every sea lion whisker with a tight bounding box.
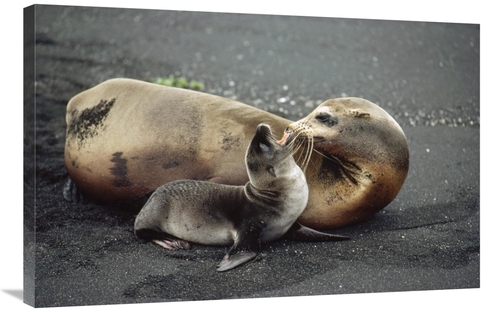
[312,148,333,161]
[290,127,315,172]
[288,129,306,153]
[289,128,312,170]
[291,133,307,154]
[294,144,304,168]
[292,134,313,172]
[301,147,311,170]
[293,143,306,168]
[292,146,304,162]
[301,136,314,172]
[312,148,345,166]
[312,148,361,184]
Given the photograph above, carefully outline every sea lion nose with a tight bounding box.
[257,123,269,129]
[256,123,271,135]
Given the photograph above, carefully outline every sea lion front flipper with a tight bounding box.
[284,222,350,242]
[217,251,258,272]
[216,223,262,272]
[62,177,86,203]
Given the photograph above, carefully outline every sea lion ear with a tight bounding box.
[267,166,276,177]
[351,110,370,118]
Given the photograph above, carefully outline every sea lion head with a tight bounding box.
[245,123,300,190]
[285,97,410,228]
[287,97,409,174]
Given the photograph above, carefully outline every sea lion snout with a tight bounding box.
[256,123,272,134]
[249,124,275,157]
[255,123,294,146]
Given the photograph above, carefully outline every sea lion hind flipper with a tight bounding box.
[284,222,350,242]
[152,238,191,250]
[135,229,191,250]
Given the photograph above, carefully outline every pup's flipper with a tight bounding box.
[217,251,258,272]
[216,222,261,272]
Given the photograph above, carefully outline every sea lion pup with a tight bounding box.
[286,97,409,229]
[134,124,349,272]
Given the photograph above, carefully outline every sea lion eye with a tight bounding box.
[315,112,338,127]
[259,143,271,154]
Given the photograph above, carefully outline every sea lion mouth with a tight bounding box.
[257,123,295,147]
[278,125,316,172]
[277,130,295,146]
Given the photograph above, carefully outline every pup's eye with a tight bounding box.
[259,143,270,153]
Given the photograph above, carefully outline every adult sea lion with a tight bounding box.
[134,124,349,271]
[64,78,409,229]
[64,78,290,203]
[286,98,409,229]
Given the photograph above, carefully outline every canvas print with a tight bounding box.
[24,4,479,308]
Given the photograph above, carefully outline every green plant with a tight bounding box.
[152,75,205,91]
